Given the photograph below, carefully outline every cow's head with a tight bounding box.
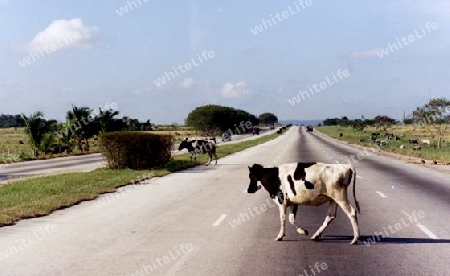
[247,164,263,193]
[178,138,192,151]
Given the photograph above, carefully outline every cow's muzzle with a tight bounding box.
[247,185,261,193]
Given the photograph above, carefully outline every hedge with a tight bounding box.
[99,132,172,170]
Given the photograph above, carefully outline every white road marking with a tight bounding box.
[213,214,227,226]
[356,175,362,179]
[376,191,387,198]
[416,223,439,239]
[401,210,439,240]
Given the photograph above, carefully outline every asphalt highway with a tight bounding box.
[0,126,449,275]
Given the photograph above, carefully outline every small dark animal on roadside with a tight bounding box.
[409,139,419,144]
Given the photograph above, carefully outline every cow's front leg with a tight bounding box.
[289,205,308,236]
[275,203,287,241]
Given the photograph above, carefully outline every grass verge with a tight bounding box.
[0,130,285,226]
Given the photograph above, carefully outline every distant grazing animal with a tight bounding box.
[178,138,217,165]
[370,133,380,141]
[19,140,24,144]
[247,162,360,244]
[408,139,419,144]
[339,133,343,139]
[413,146,422,150]
[45,144,69,155]
[421,139,430,145]
[399,144,406,149]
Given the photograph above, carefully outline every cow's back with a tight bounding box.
[278,162,354,206]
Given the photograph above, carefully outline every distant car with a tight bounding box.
[252,127,260,135]
[269,123,275,129]
[222,132,231,142]
[306,125,313,132]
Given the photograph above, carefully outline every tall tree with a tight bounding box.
[258,112,278,125]
[21,111,55,157]
[66,105,96,152]
[185,105,258,134]
[97,108,119,133]
[411,97,450,148]
[372,115,397,131]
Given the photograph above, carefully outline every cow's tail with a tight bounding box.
[352,167,361,214]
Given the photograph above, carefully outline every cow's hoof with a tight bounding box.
[350,239,358,245]
[310,236,320,242]
[297,229,308,236]
[275,235,284,241]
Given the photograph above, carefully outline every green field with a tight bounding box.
[317,125,450,164]
[0,129,286,226]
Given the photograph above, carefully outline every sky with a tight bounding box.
[0,0,449,124]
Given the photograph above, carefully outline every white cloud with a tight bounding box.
[22,18,99,52]
[180,78,196,89]
[219,81,251,98]
[61,86,76,94]
[350,48,382,59]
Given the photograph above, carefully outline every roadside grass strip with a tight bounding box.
[0,130,285,226]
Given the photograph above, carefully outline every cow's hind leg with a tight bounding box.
[335,200,359,244]
[289,205,308,236]
[213,149,218,165]
[275,204,287,241]
[205,152,212,166]
[311,201,337,242]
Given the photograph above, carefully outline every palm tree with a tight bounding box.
[97,108,119,133]
[57,119,76,153]
[66,105,96,152]
[21,111,51,157]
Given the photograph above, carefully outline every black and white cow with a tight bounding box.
[247,162,360,244]
[178,138,218,165]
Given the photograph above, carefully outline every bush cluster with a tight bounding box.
[99,132,172,170]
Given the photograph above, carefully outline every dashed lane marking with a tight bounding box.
[213,214,227,227]
[401,210,439,240]
[376,191,387,198]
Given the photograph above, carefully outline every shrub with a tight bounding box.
[99,132,172,169]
